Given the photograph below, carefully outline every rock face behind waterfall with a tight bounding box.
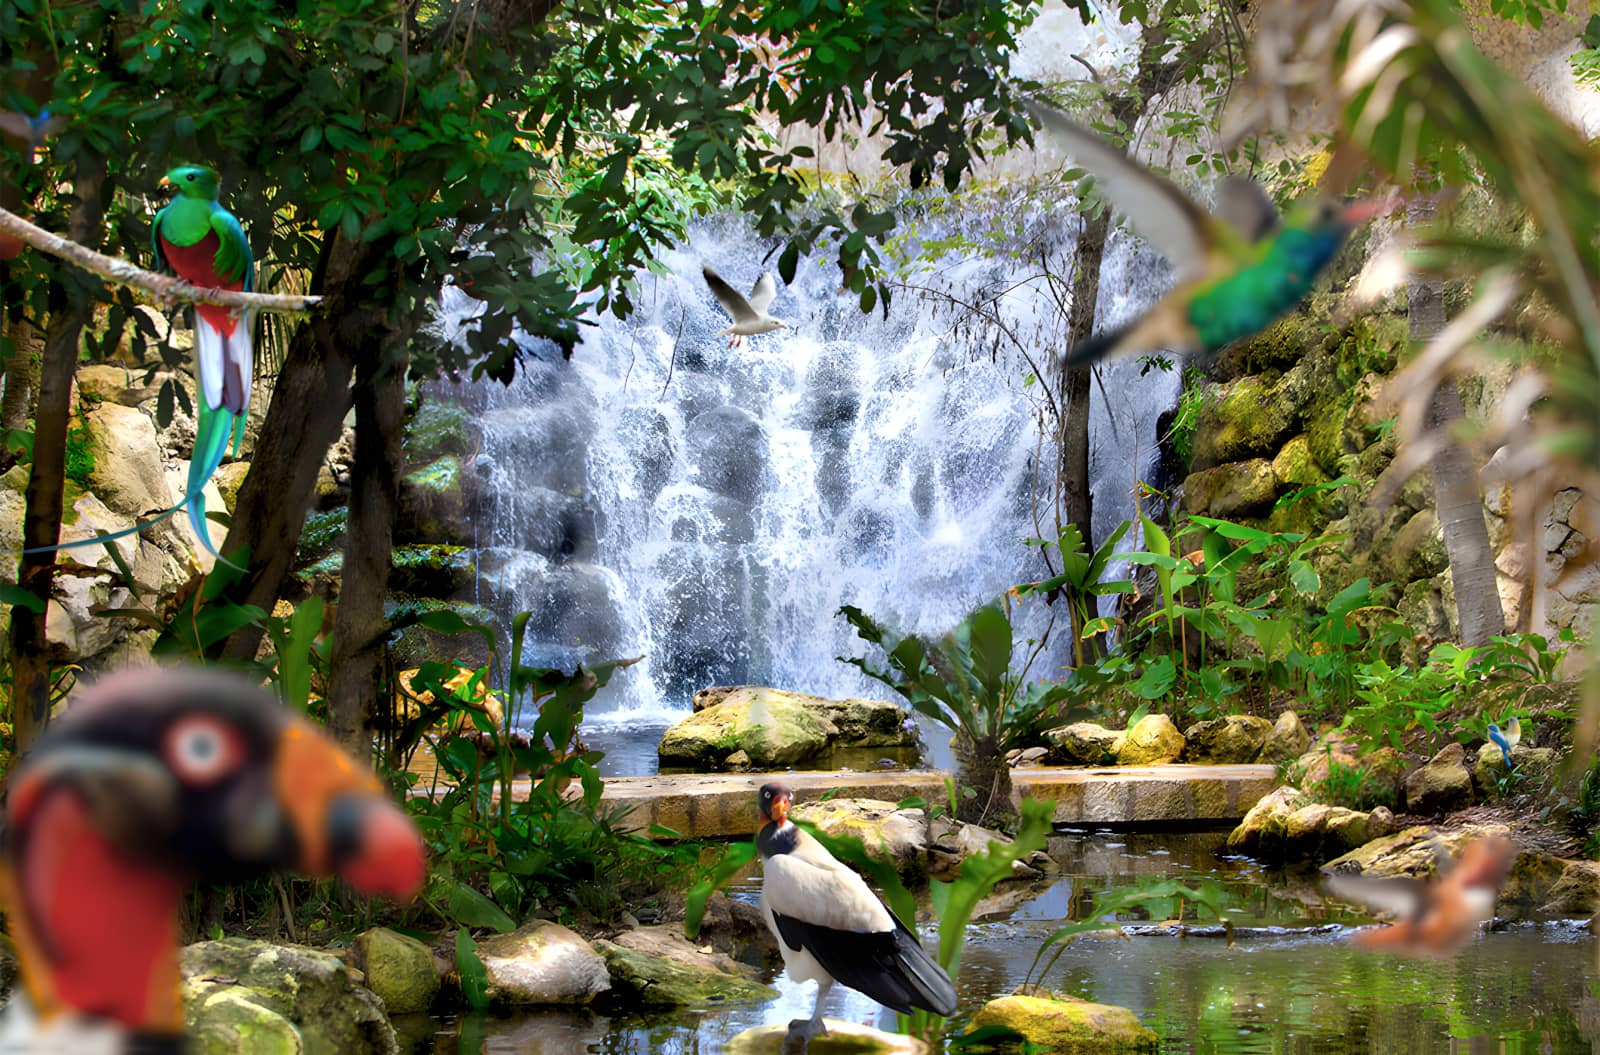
[657,685,919,770]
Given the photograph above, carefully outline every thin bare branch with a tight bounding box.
[0,205,321,315]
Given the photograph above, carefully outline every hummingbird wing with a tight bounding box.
[746,272,777,314]
[703,264,761,324]
[1024,100,1244,282]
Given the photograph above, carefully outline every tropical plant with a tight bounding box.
[1017,520,1132,666]
[840,600,1077,824]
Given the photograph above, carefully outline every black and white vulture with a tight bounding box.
[756,782,957,1043]
[0,666,426,1052]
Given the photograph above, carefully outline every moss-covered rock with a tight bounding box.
[1389,509,1448,583]
[1191,374,1303,471]
[1402,743,1474,814]
[1182,715,1272,764]
[385,597,497,670]
[388,544,474,597]
[1044,721,1125,766]
[792,798,929,880]
[298,508,348,564]
[1261,711,1311,764]
[349,928,439,1015]
[1269,434,1327,492]
[966,993,1158,1052]
[1471,745,1558,797]
[592,939,776,1008]
[181,939,396,1055]
[214,461,251,513]
[1182,459,1279,519]
[405,401,476,462]
[1396,573,1458,645]
[660,687,917,770]
[1115,714,1185,766]
[397,455,472,546]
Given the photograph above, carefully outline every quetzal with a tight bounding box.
[21,164,251,567]
[1023,100,1392,366]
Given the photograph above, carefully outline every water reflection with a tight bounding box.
[417,831,1600,1054]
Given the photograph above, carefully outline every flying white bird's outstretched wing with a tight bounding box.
[746,272,777,314]
[702,264,761,324]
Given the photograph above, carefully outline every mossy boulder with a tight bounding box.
[298,508,348,564]
[1471,745,1558,797]
[1226,786,1388,862]
[1403,743,1474,814]
[1396,573,1459,646]
[389,544,475,597]
[1182,715,1272,764]
[181,939,396,1055]
[1115,714,1185,765]
[1269,434,1327,492]
[1043,721,1125,765]
[966,992,1158,1052]
[1182,459,1279,518]
[660,687,916,770]
[405,400,476,461]
[384,597,497,670]
[397,455,472,546]
[1388,509,1448,583]
[1261,711,1311,764]
[214,461,251,512]
[592,939,775,1008]
[348,928,439,1015]
[792,798,929,880]
[1190,372,1304,472]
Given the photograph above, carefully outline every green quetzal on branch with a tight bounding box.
[23,164,251,567]
[1024,100,1393,366]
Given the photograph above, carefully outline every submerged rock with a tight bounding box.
[348,928,439,1015]
[592,938,775,1008]
[725,1020,928,1054]
[181,939,396,1055]
[966,991,1157,1051]
[1115,714,1185,766]
[660,686,917,770]
[477,921,611,1006]
[1183,715,1272,764]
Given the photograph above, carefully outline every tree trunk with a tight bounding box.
[8,152,109,752]
[1,313,41,430]
[218,232,388,664]
[953,732,1015,827]
[1406,196,1505,647]
[326,350,407,759]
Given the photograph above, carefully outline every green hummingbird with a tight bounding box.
[1024,99,1393,366]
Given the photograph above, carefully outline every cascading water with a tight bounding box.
[433,199,1180,774]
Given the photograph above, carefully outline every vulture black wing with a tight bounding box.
[771,910,958,1017]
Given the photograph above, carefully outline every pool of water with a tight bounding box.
[406,830,1600,1053]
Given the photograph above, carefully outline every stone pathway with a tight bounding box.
[578,765,1278,838]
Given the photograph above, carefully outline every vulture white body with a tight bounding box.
[755,788,957,1045]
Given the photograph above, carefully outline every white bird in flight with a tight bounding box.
[702,263,786,348]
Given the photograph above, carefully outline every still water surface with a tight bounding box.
[407,830,1599,1053]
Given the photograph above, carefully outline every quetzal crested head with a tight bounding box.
[159,164,222,200]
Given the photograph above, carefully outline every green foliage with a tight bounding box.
[1165,366,1208,466]
[402,609,692,927]
[1303,756,1398,812]
[62,411,94,488]
[839,598,1076,753]
[1018,520,1132,667]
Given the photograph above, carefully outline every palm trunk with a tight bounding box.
[953,732,1015,827]
[1407,196,1505,646]
[326,350,407,759]
[9,153,109,752]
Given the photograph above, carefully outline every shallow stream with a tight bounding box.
[404,831,1599,1053]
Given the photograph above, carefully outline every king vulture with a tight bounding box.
[0,666,426,1052]
[756,782,957,1043]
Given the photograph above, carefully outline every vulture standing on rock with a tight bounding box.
[0,666,426,1053]
[756,782,958,1045]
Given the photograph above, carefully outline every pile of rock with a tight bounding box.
[1029,710,1310,768]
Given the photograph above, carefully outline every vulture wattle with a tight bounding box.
[756,782,957,1043]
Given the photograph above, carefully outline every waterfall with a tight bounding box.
[433,198,1180,751]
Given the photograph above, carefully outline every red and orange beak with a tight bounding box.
[766,790,791,825]
[272,720,425,901]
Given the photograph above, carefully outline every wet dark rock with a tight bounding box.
[687,405,768,501]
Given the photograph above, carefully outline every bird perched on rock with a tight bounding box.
[1486,717,1521,768]
[756,782,957,1047]
[1323,835,1514,957]
[0,665,425,1052]
[1023,99,1394,367]
[702,263,785,348]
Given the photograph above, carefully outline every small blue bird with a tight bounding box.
[1486,717,1521,768]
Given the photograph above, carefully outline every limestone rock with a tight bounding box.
[1182,715,1272,764]
[1261,711,1311,764]
[690,893,781,971]
[1269,434,1327,491]
[181,939,396,1055]
[1116,714,1185,766]
[659,686,916,771]
[75,363,165,407]
[726,1020,928,1054]
[1389,508,1448,583]
[1291,732,1358,785]
[592,938,775,1008]
[213,461,251,512]
[1044,721,1124,766]
[348,928,439,1015]
[608,925,762,980]
[966,992,1158,1052]
[477,921,611,1006]
[793,798,929,880]
[1190,373,1302,472]
[1226,786,1384,862]
[1537,860,1600,916]
[1182,458,1279,519]
[928,817,1053,882]
[1008,746,1049,767]
[84,401,177,515]
[1403,743,1474,814]
[1471,745,1558,797]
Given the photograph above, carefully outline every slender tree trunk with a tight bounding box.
[1057,211,1108,663]
[8,153,109,751]
[1407,196,1505,646]
[1,313,41,433]
[218,232,388,663]
[326,350,407,759]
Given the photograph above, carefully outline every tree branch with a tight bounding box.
[0,205,321,314]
